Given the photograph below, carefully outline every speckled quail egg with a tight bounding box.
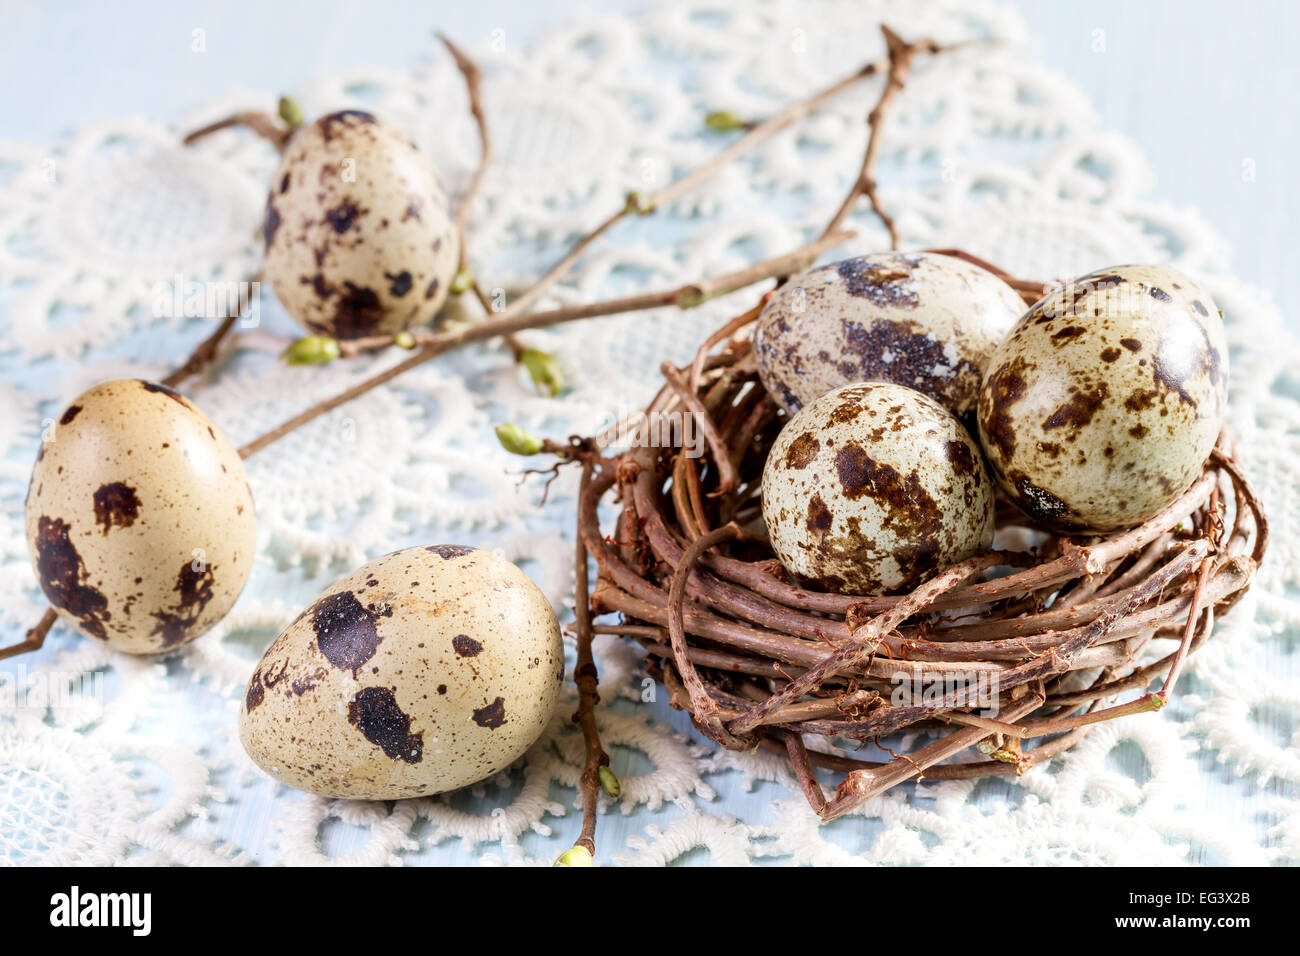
[978,264,1228,534]
[25,379,257,654]
[762,381,995,595]
[263,110,460,339]
[239,544,564,799]
[754,252,1025,417]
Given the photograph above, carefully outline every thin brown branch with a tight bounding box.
[821,26,940,247]
[160,270,261,388]
[435,35,529,361]
[569,460,608,856]
[0,608,56,661]
[496,47,894,323]
[293,229,847,416]
[183,111,290,150]
[439,33,491,235]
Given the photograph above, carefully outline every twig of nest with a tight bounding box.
[564,315,1266,821]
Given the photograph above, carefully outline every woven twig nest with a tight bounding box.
[575,311,1267,821]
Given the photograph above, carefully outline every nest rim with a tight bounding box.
[574,313,1267,822]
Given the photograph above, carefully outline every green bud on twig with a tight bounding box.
[704,110,748,132]
[450,268,475,295]
[554,845,593,867]
[676,287,724,309]
[278,96,304,128]
[520,348,565,397]
[598,765,621,799]
[281,335,340,366]
[624,191,655,216]
[495,423,544,456]
[393,331,417,350]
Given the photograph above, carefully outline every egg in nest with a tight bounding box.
[263,110,460,340]
[761,382,995,595]
[25,379,257,654]
[754,252,1025,417]
[239,545,564,799]
[977,264,1228,534]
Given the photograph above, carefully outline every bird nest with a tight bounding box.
[573,309,1268,822]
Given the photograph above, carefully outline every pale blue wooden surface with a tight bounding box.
[1,0,1293,865]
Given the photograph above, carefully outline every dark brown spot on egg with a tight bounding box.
[386,270,413,298]
[402,201,421,222]
[840,318,978,409]
[784,432,819,469]
[279,173,290,194]
[1052,326,1087,344]
[34,516,110,640]
[453,633,483,657]
[291,667,327,696]
[835,256,920,307]
[1120,338,1142,352]
[423,277,440,300]
[945,439,976,476]
[1011,475,1075,528]
[324,199,361,234]
[318,109,376,142]
[150,559,218,647]
[1100,347,1121,363]
[245,669,265,711]
[833,443,941,538]
[312,590,387,672]
[60,405,82,425]
[472,697,507,729]
[331,282,384,338]
[981,357,1028,460]
[1125,388,1159,411]
[263,198,281,248]
[92,482,140,533]
[1042,383,1108,431]
[1129,424,1149,438]
[427,544,474,560]
[138,380,190,408]
[806,493,832,533]
[347,686,423,763]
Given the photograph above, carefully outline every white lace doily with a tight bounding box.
[1,0,1296,866]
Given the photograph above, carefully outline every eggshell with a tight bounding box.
[24,379,257,654]
[977,264,1228,533]
[263,110,460,339]
[761,382,995,595]
[754,252,1025,416]
[239,545,564,799]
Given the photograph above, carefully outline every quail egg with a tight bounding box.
[977,265,1228,534]
[239,544,564,799]
[754,252,1025,416]
[264,110,460,339]
[25,379,257,654]
[762,381,995,595]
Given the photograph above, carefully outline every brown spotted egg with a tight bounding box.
[24,380,257,654]
[978,264,1228,533]
[754,252,1025,416]
[264,110,460,340]
[761,382,995,595]
[239,545,564,799]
